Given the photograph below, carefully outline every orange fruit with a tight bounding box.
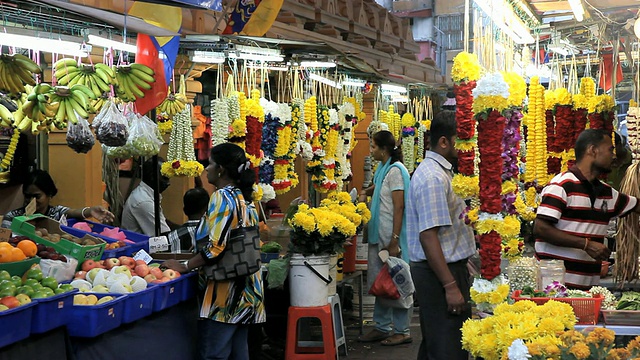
[10,247,26,262]
[17,240,37,257]
[0,247,11,263]
[0,242,12,250]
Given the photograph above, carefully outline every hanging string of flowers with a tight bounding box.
[304,96,317,147]
[401,112,416,173]
[161,105,204,178]
[210,98,229,146]
[245,89,264,171]
[473,72,509,280]
[544,89,561,176]
[525,76,547,184]
[228,92,247,149]
[0,128,20,174]
[156,113,172,135]
[258,98,279,201]
[321,109,341,192]
[338,100,356,188]
[550,88,574,173]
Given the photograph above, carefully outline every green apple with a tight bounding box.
[41,277,58,290]
[25,268,43,282]
[0,304,8,312]
[0,288,15,297]
[0,281,17,293]
[41,287,55,296]
[0,270,10,281]
[54,287,66,295]
[31,291,50,299]
[15,293,31,305]
[23,278,39,287]
[10,276,22,288]
[16,285,34,298]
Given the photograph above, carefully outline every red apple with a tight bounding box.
[163,269,180,279]
[81,259,98,272]
[149,267,163,279]
[119,256,136,270]
[135,259,147,266]
[74,271,87,280]
[0,296,20,309]
[104,258,120,270]
[143,274,157,283]
[135,264,150,277]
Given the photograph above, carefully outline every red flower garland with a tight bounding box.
[555,105,573,152]
[547,157,561,175]
[588,112,604,130]
[478,110,505,214]
[479,231,502,280]
[458,150,475,176]
[545,109,559,153]
[604,111,615,133]
[572,109,588,144]
[245,115,262,177]
[455,80,476,176]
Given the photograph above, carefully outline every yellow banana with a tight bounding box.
[129,63,154,76]
[128,69,155,84]
[95,63,116,78]
[68,97,89,119]
[12,54,42,74]
[54,101,66,123]
[0,104,13,124]
[70,84,97,100]
[64,100,78,124]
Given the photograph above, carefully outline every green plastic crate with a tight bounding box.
[0,257,40,276]
[11,215,105,269]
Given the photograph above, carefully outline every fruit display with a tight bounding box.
[34,227,101,246]
[0,267,73,312]
[114,63,155,102]
[0,238,40,263]
[158,90,187,117]
[0,53,41,95]
[72,257,162,294]
[53,59,114,98]
[73,293,114,305]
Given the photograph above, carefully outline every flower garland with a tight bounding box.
[211,98,229,146]
[156,113,173,135]
[462,300,576,360]
[474,72,509,280]
[401,112,416,173]
[304,96,317,146]
[161,105,204,178]
[245,89,264,171]
[338,100,356,186]
[451,51,482,83]
[320,109,341,192]
[469,275,510,313]
[525,76,547,184]
[501,105,523,245]
[228,92,247,149]
[0,128,20,172]
[415,121,428,167]
[259,98,279,187]
[452,55,478,185]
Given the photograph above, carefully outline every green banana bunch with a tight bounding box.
[49,84,96,128]
[54,59,115,99]
[114,63,155,102]
[158,92,187,117]
[13,84,61,135]
[0,54,42,95]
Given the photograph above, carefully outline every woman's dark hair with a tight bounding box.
[24,169,58,197]
[211,143,256,202]
[373,130,403,164]
[575,129,609,161]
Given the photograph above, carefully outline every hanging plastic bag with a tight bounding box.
[128,114,163,157]
[94,101,129,147]
[66,115,96,154]
[369,263,401,299]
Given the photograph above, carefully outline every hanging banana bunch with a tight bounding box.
[114,63,155,102]
[0,53,41,95]
[48,85,96,128]
[158,89,188,117]
[54,59,115,97]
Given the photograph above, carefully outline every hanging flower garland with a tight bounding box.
[415,121,428,167]
[544,90,561,176]
[228,92,247,149]
[473,72,509,281]
[401,112,416,173]
[161,106,204,178]
[453,52,480,180]
[259,98,279,194]
[321,109,341,192]
[245,89,264,172]
[304,96,317,146]
[210,98,229,146]
[524,76,547,184]
[0,128,20,173]
[156,113,173,135]
[338,100,356,187]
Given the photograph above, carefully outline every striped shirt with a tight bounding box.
[406,151,476,263]
[2,205,70,229]
[535,166,638,289]
[166,220,200,252]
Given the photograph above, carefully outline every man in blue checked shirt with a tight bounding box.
[405,110,476,360]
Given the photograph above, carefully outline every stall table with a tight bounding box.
[339,270,364,335]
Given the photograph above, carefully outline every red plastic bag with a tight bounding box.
[368,264,400,299]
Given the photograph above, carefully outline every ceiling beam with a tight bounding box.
[531,1,571,12]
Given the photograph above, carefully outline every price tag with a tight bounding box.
[0,228,11,242]
[133,249,153,264]
[148,236,169,254]
[25,198,36,216]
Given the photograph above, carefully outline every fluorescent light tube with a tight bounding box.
[190,51,225,63]
[245,63,289,71]
[342,79,366,87]
[234,53,284,62]
[87,35,137,53]
[310,73,340,88]
[381,84,407,93]
[0,33,87,57]
[300,61,336,68]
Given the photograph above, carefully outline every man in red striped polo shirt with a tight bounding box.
[534,129,640,289]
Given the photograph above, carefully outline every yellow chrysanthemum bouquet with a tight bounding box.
[288,192,371,256]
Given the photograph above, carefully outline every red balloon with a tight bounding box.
[134,34,167,115]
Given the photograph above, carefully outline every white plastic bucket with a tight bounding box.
[356,240,368,271]
[290,254,331,307]
[328,255,338,295]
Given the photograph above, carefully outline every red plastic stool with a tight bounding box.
[285,304,337,359]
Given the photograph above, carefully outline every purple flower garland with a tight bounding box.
[259,113,279,184]
[501,108,523,215]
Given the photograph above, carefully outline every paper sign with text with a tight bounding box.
[25,198,36,216]
[133,249,153,264]
[148,236,169,254]
[0,228,11,242]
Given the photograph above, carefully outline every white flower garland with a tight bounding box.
[298,140,313,161]
[227,94,240,121]
[259,183,276,202]
[416,122,427,164]
[211,98,229,146]
[472,72,510,99]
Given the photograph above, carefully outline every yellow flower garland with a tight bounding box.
[526,76,547,184]
[161,160,204,178]
[455,138,477,152]
[502,72,526,107]
[476,214,521,238]
[451,51,481,83]
[0,128,20,171]
[157,120,173,135]
[452,174,479,198]
[515,193,537,222]
[472,95,510,114]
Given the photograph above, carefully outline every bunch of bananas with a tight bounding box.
[115,63,155,102]
[92,92,111,113]
[13,84,60,134]
[50,85,97,125]
[158,92,188,116]
[0,103,14,128]
[54,59,115,98]
[0,54,41,95]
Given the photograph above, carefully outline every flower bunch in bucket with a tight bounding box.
[288,203,357,256]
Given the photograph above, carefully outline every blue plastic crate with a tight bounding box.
[64,219,149,256]
[30,290,77,334]
[151,278,183,312]
[181,271,199,302]
[0,302,36,348]
[122,286,155,324]
[67,293,126,337]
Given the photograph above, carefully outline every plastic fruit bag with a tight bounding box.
[128,114,163,157]
[66,115,96,154]
[94,101,129,147]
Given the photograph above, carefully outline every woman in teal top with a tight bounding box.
[358,130,412,346]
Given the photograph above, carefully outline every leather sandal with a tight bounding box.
[380,334,413,346]
[358,329,390,342]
